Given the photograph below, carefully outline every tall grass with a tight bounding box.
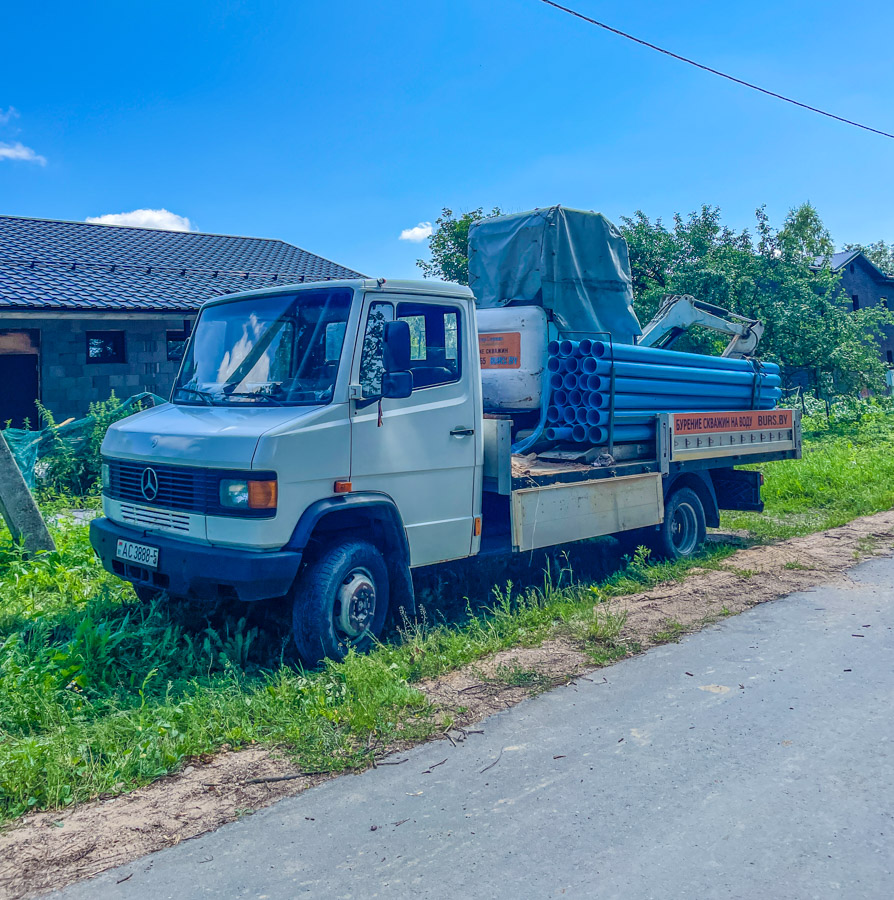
[723,403,894,539]
[0,522,725,822]
[1,408,892,824]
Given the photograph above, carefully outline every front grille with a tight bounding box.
[105,459,276,518]
[120,502,191,532]
[108,460,215,512]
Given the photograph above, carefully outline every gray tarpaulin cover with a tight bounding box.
[468,206,642,344]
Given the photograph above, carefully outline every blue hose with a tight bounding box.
[511,360,552,454]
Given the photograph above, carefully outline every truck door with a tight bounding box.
[350,294,478,566]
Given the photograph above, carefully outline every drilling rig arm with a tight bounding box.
[638,294,764,358]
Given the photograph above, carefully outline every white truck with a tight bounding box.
[90,276,801,664]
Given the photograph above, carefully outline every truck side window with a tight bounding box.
[396,303,462,389]
[359,301,394,398]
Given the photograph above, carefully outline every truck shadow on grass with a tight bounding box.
[405,536,629,634]
[128,535,637,671]
[185,533,721,667]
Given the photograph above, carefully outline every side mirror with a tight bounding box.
[383,320,411,372]
[382,371,413,399]
[380,320,413,399]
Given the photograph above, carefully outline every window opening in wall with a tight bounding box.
[166,323,192,361]
[888,350,893,364]
[86,331,126,364]
[0,329,40,428]
[852,295,860,311]
[850,263,855,274]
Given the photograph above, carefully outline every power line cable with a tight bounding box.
[536,0,894,140]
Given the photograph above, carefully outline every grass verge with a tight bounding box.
[0,532,731,823]
[722,406,894,539]
[2,410,893,825]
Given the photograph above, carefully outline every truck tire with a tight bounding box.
[291,539,390,666]
[651,486,706,561]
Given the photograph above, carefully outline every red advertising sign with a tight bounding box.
[479,332,521,369]
[673,409,794,435]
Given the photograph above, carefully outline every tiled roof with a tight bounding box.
[0,215,363,312]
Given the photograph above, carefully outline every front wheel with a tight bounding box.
[651,486,706,560]
[291,539,389,666]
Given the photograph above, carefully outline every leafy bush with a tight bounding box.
[32,393,154,497]
[800,395,894,438]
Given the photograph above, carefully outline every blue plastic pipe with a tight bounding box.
[584,392,777,411]
[588,424,654,443]
[545,424,588,442]
[577,373,780,399]
[583,374,781,399]
[572,387,779,410]
[589,341,780,374]
[568,357,781,387]
[544,423,657,446]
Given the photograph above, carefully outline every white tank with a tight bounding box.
[477,305,548,411]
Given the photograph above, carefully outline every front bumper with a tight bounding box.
[89,517,302,602]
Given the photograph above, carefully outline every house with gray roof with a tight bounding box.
[0,215,361,426]
[813,249,894,367]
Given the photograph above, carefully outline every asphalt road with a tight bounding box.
[56,556,894,899]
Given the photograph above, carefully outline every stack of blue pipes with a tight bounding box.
[543,339,782,445]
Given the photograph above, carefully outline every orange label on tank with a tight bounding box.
[673,409,794,434]
[479,332,521,369]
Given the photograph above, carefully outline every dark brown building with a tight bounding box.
[815,249,894,366]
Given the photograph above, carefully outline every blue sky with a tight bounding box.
[2,0,893,278]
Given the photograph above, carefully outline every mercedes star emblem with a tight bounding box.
[140,467,159,502]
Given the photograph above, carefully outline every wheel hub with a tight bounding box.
[337,569,377,637]
[671,502,698,555]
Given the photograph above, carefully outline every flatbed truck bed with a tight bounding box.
[480,408,800,555]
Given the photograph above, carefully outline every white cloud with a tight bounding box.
[399,221,433,243]
[0,141,46,165]
[0,107,19,125]
[85,208,195,231]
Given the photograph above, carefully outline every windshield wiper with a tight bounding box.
[224,391,288,406]
[175,386,216,406]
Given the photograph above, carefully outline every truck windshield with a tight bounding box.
[173,288,353,406]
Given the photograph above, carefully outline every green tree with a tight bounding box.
[777,202,834,261]
[621,205,893,397]
[620,205,753,328]
[416,207,501,285]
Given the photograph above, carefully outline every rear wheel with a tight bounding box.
[291,539,389,666]
[651,486,706,560]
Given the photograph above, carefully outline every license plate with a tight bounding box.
[116,539,159,569]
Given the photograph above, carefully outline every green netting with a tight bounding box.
[1,393,165,487]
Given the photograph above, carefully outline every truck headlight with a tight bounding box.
[101,463,110,491]
[219,478,278,510]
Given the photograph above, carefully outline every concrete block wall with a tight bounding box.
[36,316,194,419]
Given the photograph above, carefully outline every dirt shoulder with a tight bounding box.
[3,510,893,899]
